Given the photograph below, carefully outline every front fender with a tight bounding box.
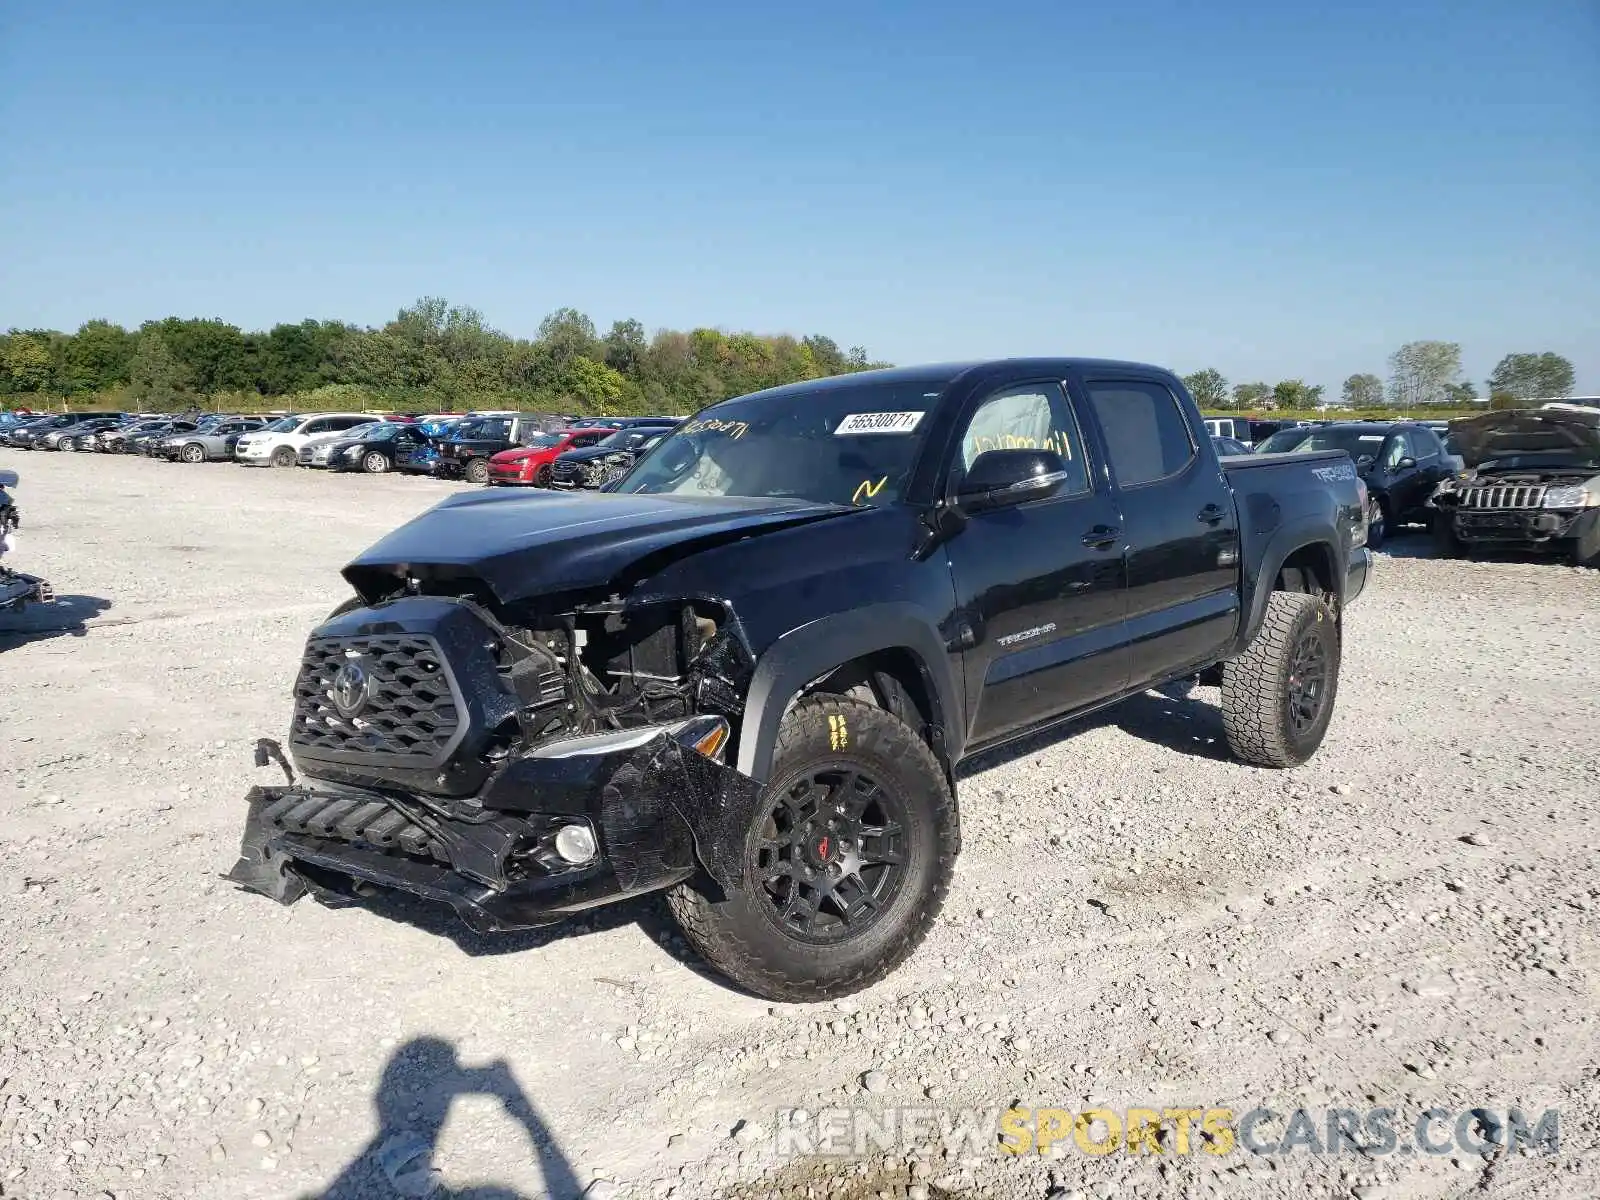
[736,603,961,783]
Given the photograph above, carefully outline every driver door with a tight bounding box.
[941,381,1129,748]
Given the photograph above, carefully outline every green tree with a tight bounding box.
[537,307,600,368]
[1387,340,1463,409]
[1487,352,1576,402]
[1231,381,1272,410]
[1443,381,1478,406]
[603,319,648,376]
[128,330,187,409]
[1272,379,1325,410]
[562,356,627,415]
[1341,373,1384,409]
[1182,368,1230,410]
[2,332,53,392]
[65,320,134,392]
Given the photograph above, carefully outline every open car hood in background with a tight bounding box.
[1449,409,1600,468]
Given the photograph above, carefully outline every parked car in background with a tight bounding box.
[1212,436,1252,457]
[1,417,54,448]
[1,468,54,614]
[319,422,436,473]
[433,414,561,483]
[548,425,675,489]
[132,421,201,455]
[1255,421,1452,548]
[486,426,620,486]
[7,412,124,450]
[158,417,268,463]
[95,418,180,453]
[1431,407,1600,568]
[49,417,129,451]
[234,413,378,467]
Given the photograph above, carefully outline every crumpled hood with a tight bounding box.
[343,489,858,604]
[1449,409,1600,468]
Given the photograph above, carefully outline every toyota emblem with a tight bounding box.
[330,659,371,718]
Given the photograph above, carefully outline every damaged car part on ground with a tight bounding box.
[1429,407,1600,568]
[227,358,1372,1001]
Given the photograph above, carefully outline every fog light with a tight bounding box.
[553,822,598,865]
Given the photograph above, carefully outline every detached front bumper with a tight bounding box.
[226,720,760,933]
[1445,505,1597,549]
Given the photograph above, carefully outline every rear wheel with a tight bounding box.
[667,696,957,1002]
[179,443,206,464]
[270,445,297,468]
[1221,590,1340,768]
[363,451,390,474]
[465,457,490,485]
[59,437,77,452]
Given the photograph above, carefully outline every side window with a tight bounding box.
[1085,381,1196,487]
[957,383,1089,495]
[1415,430,1441,459]
[335,416,368,431]
[301,418,330,436]
[1385,432,1413,469]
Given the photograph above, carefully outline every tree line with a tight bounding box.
[1182,342,1579,414]
[0,298,884,416]
[3,308,1579,419]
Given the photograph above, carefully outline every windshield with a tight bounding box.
[453,418,510,439]
[523,433,560,449]
[1256,428,1387,458]
[354,423,399,441]
[619,380,940,504]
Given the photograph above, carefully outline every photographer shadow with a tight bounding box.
[310,1036,584,1200]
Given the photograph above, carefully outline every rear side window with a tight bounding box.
[1085,381,1196,487]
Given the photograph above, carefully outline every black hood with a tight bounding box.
[1449,409,1600,468]
[343,489,857,604]
[558,443,637,465]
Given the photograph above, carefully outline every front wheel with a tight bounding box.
[59,437,77,452]
[533,464,552,488]
[270,445,297,468]
[363,451,390,474]
[1221,590,1341,768]
[465,457,490,485]
[1365,497,1387,550]
[179,443,206,464]
[667,696,957,1002]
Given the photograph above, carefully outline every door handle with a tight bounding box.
[1198,503,1226,525]
[1081,525,1120,549]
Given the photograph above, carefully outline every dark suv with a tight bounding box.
[1255,421,1453,547]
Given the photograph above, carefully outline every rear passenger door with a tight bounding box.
[1073,372,1242,686]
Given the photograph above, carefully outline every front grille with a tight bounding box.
[290,634,463,765]
[1460,484,1545,510]
[551,460,586,482]
[260,788,447,863]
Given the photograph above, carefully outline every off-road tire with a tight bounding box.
[465,457,490,485]
[363,451,390,474]
[270,445,297,468]
[1432,512,1463,559]
[666,695,957,1002]
[1222,590,1340,768]
[179,443,206,464]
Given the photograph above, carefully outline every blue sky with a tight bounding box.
[3,0,1597,394]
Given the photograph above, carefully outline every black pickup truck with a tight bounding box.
[434,414,562,484]
[228,359,1371,1000]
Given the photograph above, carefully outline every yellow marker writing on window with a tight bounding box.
[852,476,888,505]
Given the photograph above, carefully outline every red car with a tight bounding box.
[487,426,619,486]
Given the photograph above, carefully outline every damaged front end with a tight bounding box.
[226,591,763,931]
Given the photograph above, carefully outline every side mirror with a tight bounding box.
[1396,456,1417,471]
[956,449,1070,513]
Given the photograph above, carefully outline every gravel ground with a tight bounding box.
[2,450,1598,1200]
